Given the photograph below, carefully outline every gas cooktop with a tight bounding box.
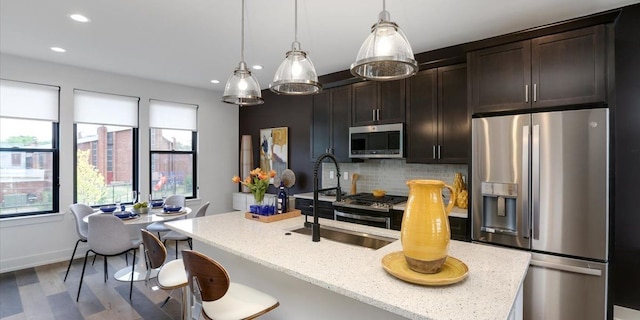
[334,192,408,211]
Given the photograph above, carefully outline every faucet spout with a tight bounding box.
[311,153,342,242]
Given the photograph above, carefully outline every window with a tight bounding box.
[149,100,197,200]
[0,79,60,217]
[74,90,139,206]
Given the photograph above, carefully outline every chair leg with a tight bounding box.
[187,238,192,250]
[103,256,109,283]
[129,249,136,300]
[92,254,97,266]
[63,239,82,282]
[175,241,179,260]
[160,295,171,308]
[125,252,129,265]
[76,250,91,302]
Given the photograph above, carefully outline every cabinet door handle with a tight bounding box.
[525,85,529,103]
[438,145,441,159]
[372,109,376,121]
[376,109,380,121]
[533,83,537,102]
[432,145,437,159]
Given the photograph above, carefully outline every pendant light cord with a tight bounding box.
[383,0,386,12]
[292,0,300,50]
[241,0,245,63]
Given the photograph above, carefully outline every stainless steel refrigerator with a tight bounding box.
[471,108,609,320]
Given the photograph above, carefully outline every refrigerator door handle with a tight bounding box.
[530,260,603,277]
[522,125,530,239]
[532,124,540,240]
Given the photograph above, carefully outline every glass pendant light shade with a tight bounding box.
[269,0,322,95]
[222,0,264,106]
[222,61,263,105]
[270,42,322,95]
[350,8,418,81]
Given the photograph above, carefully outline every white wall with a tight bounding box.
[0,53,239,272]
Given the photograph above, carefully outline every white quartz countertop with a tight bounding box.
[293,192,469,218]
[166,211,529,320]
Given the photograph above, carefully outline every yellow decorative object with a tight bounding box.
[456,190,468,209]
[381,251,468,286]
[453,172,468,209]
[401,179,456,274]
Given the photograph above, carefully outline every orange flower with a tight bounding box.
[244,177,252,185]
[269,170,276,178]
[232,176,241,183]
[250,168,261,176]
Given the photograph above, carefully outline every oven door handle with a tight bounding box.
[332,202,390,212]
[334,211,389,223]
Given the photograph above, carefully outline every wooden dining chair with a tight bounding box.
[140,229,188,317]
[163,201,209,258]
[77,214,141,301]
[181,250,279,320]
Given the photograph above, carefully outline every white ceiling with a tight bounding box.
[1,0,636,92]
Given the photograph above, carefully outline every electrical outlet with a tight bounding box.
[330,170,335,179]
[343,171,349,180]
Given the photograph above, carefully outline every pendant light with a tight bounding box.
[222,0,264,106]
[350,0,418,81]
[270,0,322,95]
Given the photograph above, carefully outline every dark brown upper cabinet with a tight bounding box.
[351,80,405,126]
[469,25,606,114]
[406,64,468,164]
[311,86,351,162]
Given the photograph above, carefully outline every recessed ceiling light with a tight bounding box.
[51,47,66,53]
[252,65,263,70]
[69,14,90,23]
[211,80,220,84]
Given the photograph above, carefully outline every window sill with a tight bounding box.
[0,212,66,228]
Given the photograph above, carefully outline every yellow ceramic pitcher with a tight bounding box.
[401,179,456,274]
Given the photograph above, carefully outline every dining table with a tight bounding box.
[84,206,192,282]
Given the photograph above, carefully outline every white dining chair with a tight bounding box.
[63,204,93,282]
[162,201,210,259]
[77,214,141,301]
[146,194,186,239]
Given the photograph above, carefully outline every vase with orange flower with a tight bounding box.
[232,167,276,205]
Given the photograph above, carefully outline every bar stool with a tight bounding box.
[140,229,189,318]
[182,250,280,320]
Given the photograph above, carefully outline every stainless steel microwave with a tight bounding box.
[349,123,404,159]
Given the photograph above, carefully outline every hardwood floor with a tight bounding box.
[0,241,188,320]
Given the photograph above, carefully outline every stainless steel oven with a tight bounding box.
[333,193,407,229]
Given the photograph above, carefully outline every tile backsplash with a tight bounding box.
[321,159,468,197]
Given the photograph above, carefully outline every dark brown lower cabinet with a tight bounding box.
[295,198,334,220]
[391,209,469,241]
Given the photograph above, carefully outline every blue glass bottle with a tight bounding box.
[277,182,287,214]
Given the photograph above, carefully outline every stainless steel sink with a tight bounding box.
[290,225,396,250]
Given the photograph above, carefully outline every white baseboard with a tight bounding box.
[614,305,640,320]
[0,244,89,273]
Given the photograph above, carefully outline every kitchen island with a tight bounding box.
[165,211,529,320]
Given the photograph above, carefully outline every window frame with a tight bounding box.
[149,130,197,200]
[0,121,60,218]
[73,124,139,207]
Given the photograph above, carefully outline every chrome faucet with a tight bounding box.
[307,153,342,242]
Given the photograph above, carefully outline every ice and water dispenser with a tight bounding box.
[481,182,518,236]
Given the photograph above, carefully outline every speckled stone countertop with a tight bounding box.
[293,192,469,219]
[166,211,529,320]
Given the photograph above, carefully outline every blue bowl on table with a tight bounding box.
[115,211,134,219]
[100,205,117,213]
[151,200,164,208]
[163,205,182,212]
